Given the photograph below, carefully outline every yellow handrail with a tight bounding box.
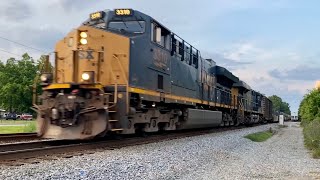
[113,54,129,114]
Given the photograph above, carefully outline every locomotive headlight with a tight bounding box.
[80,32,88,38]
[40,74,48,82]
[81,71,95,83]
[80,38,88,45]
[40,73,53,86]
[79,31,88,45]
[81,72,90,81]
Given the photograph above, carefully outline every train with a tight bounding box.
[34,9,273,140]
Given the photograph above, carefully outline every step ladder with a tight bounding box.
[105,93,123,132]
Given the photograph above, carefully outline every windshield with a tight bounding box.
[108,21,145,33]
[92,22,106,29]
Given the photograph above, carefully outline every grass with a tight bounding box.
[245,129,273,142]
[0,120,34,125]
[0,120,36,134]
[303,119,320,158]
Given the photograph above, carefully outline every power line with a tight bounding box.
[0,48,21,57]
[0,36,48,53]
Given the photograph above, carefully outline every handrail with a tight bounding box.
[106,59,118,108]
[113,54,129,114]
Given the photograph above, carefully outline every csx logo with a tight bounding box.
[78,50,94,59]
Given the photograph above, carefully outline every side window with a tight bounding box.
[171,34,199,69]
[192,50,198,68]
[151,22,170,50]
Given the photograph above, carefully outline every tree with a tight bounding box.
[298,89,320,125]
[0,53,39,113]
[268,95,291,115]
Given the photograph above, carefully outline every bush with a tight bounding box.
[298,89,320,158]
[303,119,320,158]
[299,90,320,126]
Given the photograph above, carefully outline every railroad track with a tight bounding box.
[0,133,38,142]
[0,125,258,166]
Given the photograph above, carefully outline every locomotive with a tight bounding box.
[35,9,273,140]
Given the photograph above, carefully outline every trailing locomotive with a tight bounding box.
[35,9,273,140]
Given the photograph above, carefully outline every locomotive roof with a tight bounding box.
[210,66,239,83]
[84,9,170,31]
[233,80,251,91]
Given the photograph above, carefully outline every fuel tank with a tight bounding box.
[178,108,222,129]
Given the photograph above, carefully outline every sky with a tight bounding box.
[0,0,319,115]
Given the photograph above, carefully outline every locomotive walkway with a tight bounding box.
[0,122,319,179]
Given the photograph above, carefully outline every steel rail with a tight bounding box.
[0,133,38,141]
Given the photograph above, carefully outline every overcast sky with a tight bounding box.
[0,0,319,115]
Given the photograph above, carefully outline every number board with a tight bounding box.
[115,9,133,16]
[90,11,105,20]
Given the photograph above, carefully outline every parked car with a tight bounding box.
[5,113,17,120]
[21,114,33,120]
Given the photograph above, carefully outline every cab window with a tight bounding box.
[108,21,145,33]
[151,22,170,50]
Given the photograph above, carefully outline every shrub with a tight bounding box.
[303,119,320,158]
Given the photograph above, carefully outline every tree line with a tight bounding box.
[268,95,291,115]
[0,53,47,113]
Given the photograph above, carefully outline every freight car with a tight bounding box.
[34,9,273,140]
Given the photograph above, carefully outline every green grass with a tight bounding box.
[0,121,36,134]
[245,130,273,142]
[0,120,35,125]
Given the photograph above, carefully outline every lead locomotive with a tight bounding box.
[35,9,273,140]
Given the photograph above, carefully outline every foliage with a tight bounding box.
[0,53,51,113]
[303,119,320,158]
[268,95,291,115]
[299,89,320,158]
[245,130,273,142]
[298,89,320,126]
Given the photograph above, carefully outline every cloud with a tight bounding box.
[0,25,64,61]
[0,1,33,21]
[50,0,94,12]
[201,51,252,70]
[269,65,320,81]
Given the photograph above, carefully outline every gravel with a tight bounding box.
[1,122,319,180]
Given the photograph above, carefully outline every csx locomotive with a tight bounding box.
[35,9,273,140]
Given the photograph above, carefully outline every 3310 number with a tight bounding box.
[115,9,132,16]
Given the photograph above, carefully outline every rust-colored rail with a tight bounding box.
[0,133,38,142]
